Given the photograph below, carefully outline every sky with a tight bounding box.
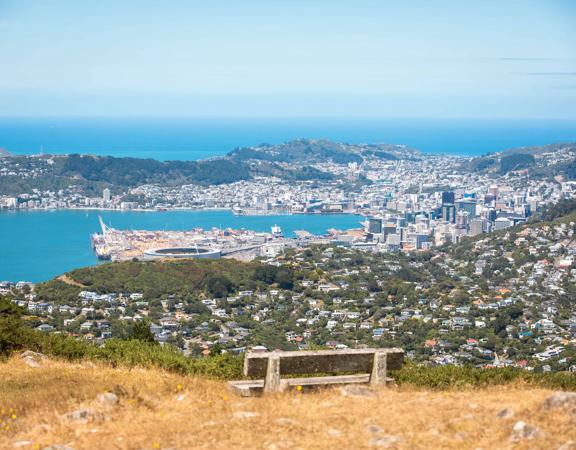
[0,0,575,119]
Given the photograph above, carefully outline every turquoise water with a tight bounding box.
[1,117,575,159]
[0,210,363,282]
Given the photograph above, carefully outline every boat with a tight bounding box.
[271,225,283,238]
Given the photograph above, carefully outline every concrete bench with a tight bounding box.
[228,348,404,396]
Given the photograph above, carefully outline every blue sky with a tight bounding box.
[0,0,575,118]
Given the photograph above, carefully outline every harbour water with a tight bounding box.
[0,209,363,283]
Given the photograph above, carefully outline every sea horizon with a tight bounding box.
[1,116,575,161]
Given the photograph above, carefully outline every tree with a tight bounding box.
[130,320,157,344]
[275,268,294,289]
[205,274,234,298]
[0,297,36,355]
[210,342,223,356]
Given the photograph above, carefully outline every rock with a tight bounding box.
[454,432,467,441]
[82,362,97,369]
[510,421,543,442]
[542,392,576,410]
[339,385,377,398]
[558,441,576,450]
[96,392,118,406]
[20,351,47,368]
[62,408,105,424]
[21,350,47,361]
[13,441,33,448]
[232,411,259,419]
[22,356,41,368]
[133,394,159,411]
[274,418,300,427]
[267,442,294,450]
[42,446,74,450]
[370,435,401,448]
[497,408,514,418]
[327,429,342,437]
[366,424,384,434]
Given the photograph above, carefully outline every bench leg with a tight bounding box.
[264,355,281,393]
[370,351,387,387]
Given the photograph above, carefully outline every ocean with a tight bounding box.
[0,210,363,283]
[1,117,575,159]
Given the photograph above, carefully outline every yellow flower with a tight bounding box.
[11,414,16,420]
[296,385,303,391]
[152,442,161,449]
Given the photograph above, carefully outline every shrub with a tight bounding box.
[394,362,576,391]
[130,319,157,344]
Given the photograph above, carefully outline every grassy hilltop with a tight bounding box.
[1,356,576,449]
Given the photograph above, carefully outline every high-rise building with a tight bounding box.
[470,218,486,236]
[386,233,402,251]
[442,191,455,205]
[367,218,383,234]
[456,200,477,218]
[103,188,111,202]
[382,224,397,239]
[493,217,513,230]
[484,194,496,205]
[407,232,429,250]
[404,212,416,223]
[488,185,499,200]
[456,210,469,229]
[442,203,456,223]
[487,208,497,222]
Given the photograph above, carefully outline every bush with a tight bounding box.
[0,296,242,379]
[32,334,243,379]
[0,298,40,356]
[130,320,157,344]
[394,361,576,391]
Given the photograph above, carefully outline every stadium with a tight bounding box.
[144,247,221,259]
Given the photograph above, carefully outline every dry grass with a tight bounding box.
[0,357,575,449]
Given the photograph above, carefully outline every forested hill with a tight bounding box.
[36,258,297,305]
[0,139,415,195]
[227,139,416,164]
[462,142,576,176]
[0,153,253,196]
